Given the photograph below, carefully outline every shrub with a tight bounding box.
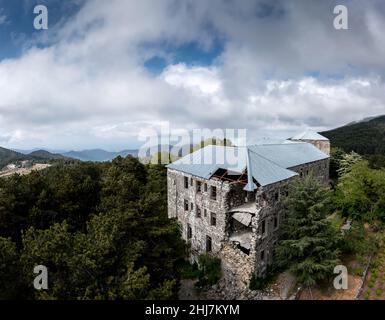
[179,260,200,279]
[352,268,363,276]
[195,254,221,288]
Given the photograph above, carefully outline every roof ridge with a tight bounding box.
[247,146,296,174]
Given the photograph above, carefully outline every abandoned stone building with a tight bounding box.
[167,131,330,288]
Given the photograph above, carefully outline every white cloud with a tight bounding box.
[0,0,385,149]
[162,64,221,95]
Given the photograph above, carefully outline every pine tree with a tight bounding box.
[274,176,340,286]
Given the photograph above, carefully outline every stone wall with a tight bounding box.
[301,139,330,155]
[167,169,230,255]
[289,158,329,184]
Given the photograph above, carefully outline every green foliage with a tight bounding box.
[329,147,346,180]
[249,270,275,291]
[367,154,385,169]
[337,151,363,177]
[322,115,385,156]
[179,261,200,280]
[0,237,21,299]
[0,156,186,300]
[274,176,341,286]
[339,222,365,254]
[0,162,101,242]
[339,221,380,258]
[335,161,385,222]
[195,254,221,288]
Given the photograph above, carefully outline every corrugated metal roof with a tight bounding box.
[290,130,329,141]
[248,143,328,169]
[167,141,328,187]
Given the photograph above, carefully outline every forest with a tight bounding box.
[0,156,186,299]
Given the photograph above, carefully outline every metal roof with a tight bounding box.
[290,130,329,141]
[248,143,329,169]
[167,145,246,179]
[247,148,298,186]
[167,141,328,187]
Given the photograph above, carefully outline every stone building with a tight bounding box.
[167,131,330,288]
[289,129,330,155]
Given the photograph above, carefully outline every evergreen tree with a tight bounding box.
[0,237,21,299]
[274,176,340,286]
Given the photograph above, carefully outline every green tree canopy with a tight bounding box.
[274,176,340,286]
[0,156,186,300]
[335,161,385,222]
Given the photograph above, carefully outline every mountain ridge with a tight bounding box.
[321,115,385,155]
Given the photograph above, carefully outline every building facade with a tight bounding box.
[167,132,330,288]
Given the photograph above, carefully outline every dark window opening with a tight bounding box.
[206,236,212,252]
[274,192,279,201]
[204,209,207,217]
[260,250,265,261]
[187,224,192,239]
[204,183,208,192]
[184,200,189,211]
[211,212,217,226]
[196,181,202,193]
[184,177,189,189]
[211,186,217,200]
[261,220,266,235]
[196,206,201,218]
[190,178,193,187]
[190,202,194,211]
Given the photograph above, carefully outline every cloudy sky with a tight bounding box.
[0,0,384,151]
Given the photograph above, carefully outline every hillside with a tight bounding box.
[0,147,74,169]
[0,147,31,169]
[321,115,385,155]
[29,150,70,160]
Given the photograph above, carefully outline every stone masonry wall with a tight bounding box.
[167,169,230,256]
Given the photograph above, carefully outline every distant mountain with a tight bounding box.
[321,115,385,155]
[61,149,138,161]
[0,147,31,169]
[0,147,77,169]
[28,150,70,161]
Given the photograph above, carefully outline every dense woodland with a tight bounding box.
[0,157,185,299]
[322,115,385,168]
